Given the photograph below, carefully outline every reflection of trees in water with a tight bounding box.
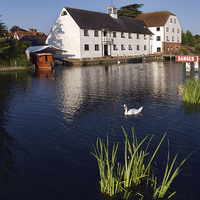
[47,19,64,48]
[0,126,17,188]
[0,74,19,188]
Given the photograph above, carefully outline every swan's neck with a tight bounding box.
[124,107,128,115]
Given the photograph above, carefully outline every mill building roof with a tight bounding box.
[135,11,175,27]
[64,7,153,35]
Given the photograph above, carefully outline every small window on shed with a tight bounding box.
[61,11,67,16]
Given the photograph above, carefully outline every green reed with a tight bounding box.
[180,78,200,104]
[152,139,194,199]
[91,136,124,196]
[91,127,193,199]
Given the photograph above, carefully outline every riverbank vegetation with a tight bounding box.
[179,78,200,104]
[181,30,200,54]
[92,127,193,199]
[0,16,31,67]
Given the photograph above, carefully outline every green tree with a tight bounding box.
[0,15,31,66]
[186,30,196,47]
[117,4,143,18]
[0,15,11,62]
[194,34,200,44]
[182,31,188,46]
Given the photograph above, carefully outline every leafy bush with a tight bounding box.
[98,59,102,65]
[81,60,87,66]
[10,54,32,67]
[179,48,187,55]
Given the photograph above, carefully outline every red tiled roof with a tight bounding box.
[136,11,175,27]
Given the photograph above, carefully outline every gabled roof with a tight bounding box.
[135,11,175,27]
[27,45,67,54]
[65,7,153,35]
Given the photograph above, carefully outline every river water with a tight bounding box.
[0,62,200,200]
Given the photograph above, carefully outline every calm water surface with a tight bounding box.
[0,62,200,200]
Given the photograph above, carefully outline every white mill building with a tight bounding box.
[45,5,154,59]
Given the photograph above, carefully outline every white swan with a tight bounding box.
[124,104,143,115]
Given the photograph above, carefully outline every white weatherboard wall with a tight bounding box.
[111,33,153,57]
[149,27,164,53]
[80,29,103,59]
[164,15,181,44]
[46,7,81,58]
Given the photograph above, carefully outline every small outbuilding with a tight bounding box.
[25,45,67,68]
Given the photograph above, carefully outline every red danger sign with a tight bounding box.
[176,56,198,62]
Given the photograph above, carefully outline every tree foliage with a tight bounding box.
[186,30,196,47]
[117,4,143,18]
[0,16,31,66]
[182,31,188,46]
[194,34,200,44]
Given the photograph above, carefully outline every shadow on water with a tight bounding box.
[182,102,200,117]
[0,71,33,188]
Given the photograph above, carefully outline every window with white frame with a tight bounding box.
[129,45,132,50]
[121,44,125,50]
[144,45,147,50]
[177,37,180,42]
[157,47,161,52]
[174,19,176,23]
[170,18,172,23]
[137,34,140,39]
[121,32,125,38]
[166,27,169,32]
[95,44,99,51]
[113,44,118,50]
[137,45,140,50]
[150,35,153,40]
[177,29,179,33]
[84,30,89,36]
[166,36,169,41]
[84,44,89,51]
[144,34,147,40]
[172,36,174,41]
[128,33,132,39]
[94,30,98,37]
[157,27,160,31]
[171,47,173,51]
[113,32,116,38]
[172,28,174,33]
[156,36,161,41]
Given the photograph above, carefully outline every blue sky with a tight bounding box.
[1,0,200,35]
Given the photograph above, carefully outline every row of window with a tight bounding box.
[84,44,147,51]
[166,36,180,42]
[156,47,179,52]
[156,36,180,42]
[84,30,152,40]
[156,27,180,33]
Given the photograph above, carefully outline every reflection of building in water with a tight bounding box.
[59,63,185,120]
[58,68,83,121]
